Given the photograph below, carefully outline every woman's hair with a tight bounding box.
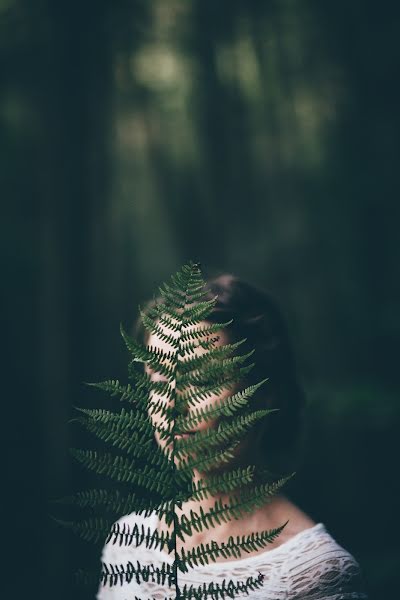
[135,273,306,475]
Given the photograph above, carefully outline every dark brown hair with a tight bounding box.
[203,274,305,474]
[136,273,305,475]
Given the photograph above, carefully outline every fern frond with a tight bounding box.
[131,348,177,381]
[181,572,265,599]
[162,263,205,308]
[105,522,172,554]
[145,301,183,325]
[176,380,237,411]
[176,474,293,539]
[121,324,178,381]
[177,340,246,375]
[179,298,218,326]
[144,309,185,340]
[177,522,287,572]
[187,466,256,502]
[176,351,254,390]
[176,483,279,538]
[120,323,155,360]
[70,449,172,496]
[146,397,174,420]
[145,345,177,363]
[174,409,271,457]
[73,406,153,436]
[126,369,175,403]
[180,336,221,356]
[75,417,170,470]
[100,559,175,588]
[141,313,181,348]
[178,440,241,476]
[158,286,187,309]
[175,379,270,431]
[84,379,149,409]
[179,321,233,343]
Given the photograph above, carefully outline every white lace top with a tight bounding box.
[97,511,367,600]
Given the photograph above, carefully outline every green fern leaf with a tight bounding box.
[177,522,287,572]
[175,379,271,431]
[174,409,272,457]
[70,449,173,496]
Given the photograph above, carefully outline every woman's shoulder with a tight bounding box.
[281,523,367,599]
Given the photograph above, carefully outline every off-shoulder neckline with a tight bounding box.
[149,513,326,569]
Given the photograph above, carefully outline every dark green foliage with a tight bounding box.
[61,261,293,598]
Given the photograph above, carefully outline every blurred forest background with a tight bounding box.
[1,0,399,599]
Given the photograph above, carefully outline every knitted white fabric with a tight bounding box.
[97,511,367,600]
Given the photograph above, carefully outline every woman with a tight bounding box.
[97,274,367,599]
